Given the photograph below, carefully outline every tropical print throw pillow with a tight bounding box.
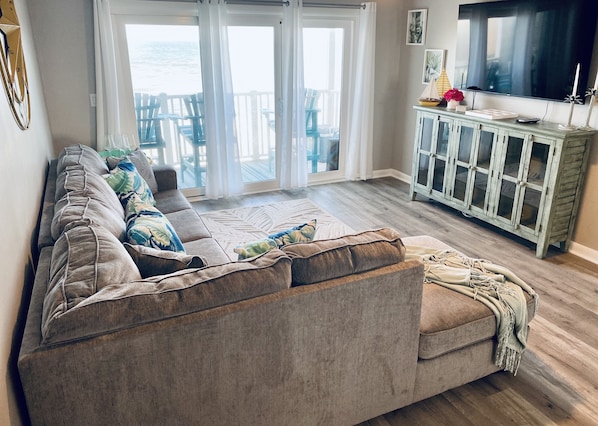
[125,194,185,253]
[104,159,155,207]
[234,219,317,260]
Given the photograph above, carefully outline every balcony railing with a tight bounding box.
[142,90,339,187]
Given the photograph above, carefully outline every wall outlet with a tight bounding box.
[89,93,96,108]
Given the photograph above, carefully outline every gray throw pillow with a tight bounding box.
[124,243,206,278]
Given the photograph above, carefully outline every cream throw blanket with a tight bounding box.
[406,246,539,375]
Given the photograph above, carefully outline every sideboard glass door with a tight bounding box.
[449,122,475,204]
[415,115,434,187]
[432,118,451,194]
[495,133,526,223]
[415,114,452,195]
[517,138,552,232]
[470,127,497,212]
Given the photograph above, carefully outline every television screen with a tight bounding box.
[455,0,598,101]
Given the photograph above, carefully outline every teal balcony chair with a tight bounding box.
[134,93,166,164]
[261,88,321,173]
[304,88,320,173]
[176,93,206,187]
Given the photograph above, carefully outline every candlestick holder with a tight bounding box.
[559,94,583,130]
[579,88,598,130]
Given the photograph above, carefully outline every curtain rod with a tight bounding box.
[225,0,290,6]
[303,2,365,9]
[224,0,365,9]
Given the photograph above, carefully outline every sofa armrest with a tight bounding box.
[152,165,178,191]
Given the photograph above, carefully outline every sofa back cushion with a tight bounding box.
[282,228,405,285]
[56,144,109,176]
[55,166,124,217]
[42,225,142,343]
[41,249,291,345]
[51,191,126,241]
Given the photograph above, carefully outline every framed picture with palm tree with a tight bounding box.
[422,49,445,84]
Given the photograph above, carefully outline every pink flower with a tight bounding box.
[443,88,464,102]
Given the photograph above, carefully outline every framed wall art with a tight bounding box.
[406,9,427,45]
[422,49,445,84]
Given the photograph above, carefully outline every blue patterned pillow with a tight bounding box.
[234,238,278,260]
[234,220,317,260]
[125,194,185,253]
[268,219,317,247]
[104,159,155,207]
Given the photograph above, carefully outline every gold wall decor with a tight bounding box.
[0,0,30,130]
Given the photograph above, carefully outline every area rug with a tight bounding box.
[198,198,354,260]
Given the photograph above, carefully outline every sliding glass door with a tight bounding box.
[114,3,360,196]
[124,20,208,192]
[303,24,346,175]
[228,23,278,188]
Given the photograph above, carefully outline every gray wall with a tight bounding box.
[25,0,598,253]
[398,0,598,256]
[0,0,53,424]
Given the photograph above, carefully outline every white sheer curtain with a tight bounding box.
[93,0,137,153]
[279,0,308,189]
[344,2,376,181]
[197,0,243,198]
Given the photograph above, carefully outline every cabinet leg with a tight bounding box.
[410,190,417,201]
[536,241,548,259]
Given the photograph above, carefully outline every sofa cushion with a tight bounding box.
[418,283,537,360]
[282,228,405,285]
[42,225,142,343]
[56,144,109,175]
[52,191,126,241]
[154,189,192,214]
[183,238,231,265]
[402,235,537,360]
[55,166,124,217]
[164,209,212,243]
[38,160,58,250]
[106,149,159,195]
[104,159,156,206]
[41,249,291,345]
[124,243,205,278]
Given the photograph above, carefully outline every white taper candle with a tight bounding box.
[572,63,580,95]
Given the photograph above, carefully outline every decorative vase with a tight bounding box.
[447,99,459,110]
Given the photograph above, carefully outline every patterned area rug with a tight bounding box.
[198,198,354,260]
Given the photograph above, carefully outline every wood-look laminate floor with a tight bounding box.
[192,177,598,426]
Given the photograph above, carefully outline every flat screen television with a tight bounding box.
[455,0,598,101]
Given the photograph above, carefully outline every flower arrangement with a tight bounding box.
[443,88,464,102]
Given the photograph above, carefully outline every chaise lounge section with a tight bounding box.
[18,144,537,425]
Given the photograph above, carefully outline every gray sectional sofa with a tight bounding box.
[18,144,537,425]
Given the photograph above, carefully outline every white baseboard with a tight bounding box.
[372,168,410,183]
[568,242,598,265]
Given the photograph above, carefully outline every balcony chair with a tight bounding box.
[134,93,166,164]
[261,88,321,173]
[176,93,206,187]
[305,88,321,173]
